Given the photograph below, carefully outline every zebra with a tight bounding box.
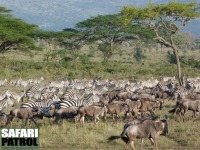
[10,91,26,103]
[155,79,175,92]
[0,90,12,101]
[185,80,200,92]
[55,93,100,109]
[20,94,60,109]
[61,88,75,100]
[0,96,14,113]
[0,78,8,86]
[93,84,108,95]
[172,85,189,101]
[22,85,43,101]
[69,80,85,90]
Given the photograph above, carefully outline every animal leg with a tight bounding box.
[24,119,28,127]
[80,115,85,127]
[149,110,156,118]
[130,140,136,150]
[149,138,154,150]
[182,111,186,122]
[94,116,100,125]
[112,114,115,121]
[192,111,198,122]
[94,116,97,125]
[30,118,39,128]
[140,138,144,150]
[125,140,131,150]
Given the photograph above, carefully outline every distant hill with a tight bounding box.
[0,0,199,37]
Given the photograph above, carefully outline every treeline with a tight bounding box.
[0,3,200,80]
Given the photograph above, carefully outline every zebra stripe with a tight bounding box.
[156,80,175,92]
[55,93,97,109]
[23,85,40,101]
[0,96,14,112]
[21,95,60,109]
[173,85,188,100]
[62,89,75,100]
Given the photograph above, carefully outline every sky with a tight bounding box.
[0,0,199,37]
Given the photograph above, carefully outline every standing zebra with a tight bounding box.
[172,84,188,101]
[155,79,175,92]
[0,96,14,113]
[55,93,100,109]
[0,90,12,101]
[10,91,26,103]
[61,88,75,100]
[20,94,60,109]
[22,85,43,101]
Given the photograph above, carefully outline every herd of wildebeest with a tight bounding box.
[0,76,200,149]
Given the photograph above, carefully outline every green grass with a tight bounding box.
[3,100,200,150]
[1,46,200,149]
[1,46,200,80]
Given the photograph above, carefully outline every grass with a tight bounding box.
[2,100,200,150]
[1,46,200,149]
[1,46,200,80]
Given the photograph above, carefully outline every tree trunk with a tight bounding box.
[172,46,183,86]
[0,41,13,53]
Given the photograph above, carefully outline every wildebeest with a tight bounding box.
[108,118,168,150]
[54,106,78,124]
[154,91,172,100]
[116,92,135,100]
[101,96,129,123]
[78,105,108,126]
[139,100,163,118]
[9,107,44,128]
[169,99,200,121]
[0,112,12,127]
[124,99,141,119]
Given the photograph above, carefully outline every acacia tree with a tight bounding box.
[0,6,38,53]
[121,2,200,85]
[76,14,154,62]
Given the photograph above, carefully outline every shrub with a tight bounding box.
[133,48,146,63]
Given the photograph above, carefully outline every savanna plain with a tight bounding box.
[1,46,200,150]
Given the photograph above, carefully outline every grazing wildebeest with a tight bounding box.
[108,118,168,150]
[78,105,107,126]
[169,99,200,121]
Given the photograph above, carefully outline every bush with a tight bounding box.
[133,48,146,63]
[78,54,89,64]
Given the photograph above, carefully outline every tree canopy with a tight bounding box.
[121,1,200,85]
[0,6,39,52]
[76,14,155,61]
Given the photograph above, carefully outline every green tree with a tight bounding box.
[173,32,196,50]
[121,2,200,85]
[32,29,84,62]
[76,14,154,62]
[0,6,38,53]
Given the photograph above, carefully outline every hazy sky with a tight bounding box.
[0,0,199,37]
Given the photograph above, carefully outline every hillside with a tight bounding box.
[0,0,199,37]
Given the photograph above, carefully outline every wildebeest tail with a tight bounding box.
[168,102,180,114]
[107,135,129,144]
[121,136,129,143]
[107,136,121,141]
